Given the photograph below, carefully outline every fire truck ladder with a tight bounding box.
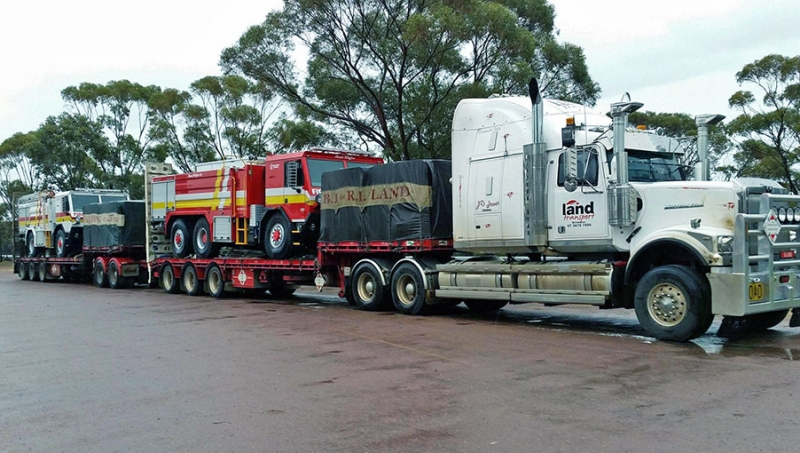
[235,218,248,245]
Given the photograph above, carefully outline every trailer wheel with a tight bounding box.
[344,282,356,306]
[18,262,29,280]
[204,264,225,298]
[108,261,129,289]
[28,262,39,281]
[161,263,180,294]
[351,263,390,311]
[193,218,217,259]
[634,265,713,342]
[391,262,429,315]
[464,300,508,312]
[38,262,50,282]
[181,264,203,296]
[264,215,293,259]
[55,228,68,257]
[171,219,194,258]
[92,260,108,287]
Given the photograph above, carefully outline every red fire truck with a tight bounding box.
[150,149,383,259]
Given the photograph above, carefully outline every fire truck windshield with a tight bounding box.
[307,159,345,186]
[71,194,100,212]
[101,194,127,202]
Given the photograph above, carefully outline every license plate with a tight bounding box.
[748,282,764,301]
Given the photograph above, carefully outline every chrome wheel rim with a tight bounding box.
[647,283,687,327]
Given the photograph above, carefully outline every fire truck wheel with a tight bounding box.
[351,263,390,311]
[171,219,194,258]
[26,232,37,257]
[265,215,293,259]
[161,263,181,294]
[93,260,108,288]
[55,229,68,257]
[193,218,216,259]
[18,262,29,280]
[391,262,430,315]
[205,265,225,298]
[634,265,714,342]
[181,264,203,296]
[464,300,508,312]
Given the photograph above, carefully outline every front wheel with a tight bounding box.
[634,265,713,342]
[193,218,217,259]
[264,215,293,259]
[391,262,429,315]
[55,229,69,257]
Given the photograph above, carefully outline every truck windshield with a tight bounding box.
[100,194,128,202]
[346,161,378,169]
[307,159,345,186]
[627,152,689,182]
[71,194,100,211]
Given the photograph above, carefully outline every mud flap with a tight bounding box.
[717,316,749,338]
[790,308,800,328]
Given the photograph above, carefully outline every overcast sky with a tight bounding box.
[1,0,799,143]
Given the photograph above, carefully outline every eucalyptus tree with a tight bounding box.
[221,0,599,160]
[725,54,800,192]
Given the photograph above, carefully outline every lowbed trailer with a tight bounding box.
[14,80,800,342]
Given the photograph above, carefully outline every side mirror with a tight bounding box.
[564,147,579,193]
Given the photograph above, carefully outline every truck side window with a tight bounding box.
[557,150,598,187]
[285,161,304,188]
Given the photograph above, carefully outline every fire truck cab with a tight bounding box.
[151,149,383,259]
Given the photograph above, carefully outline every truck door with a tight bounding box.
[468,156,504,240]
[548,147,611,244]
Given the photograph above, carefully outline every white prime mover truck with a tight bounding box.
[417,79,800,341]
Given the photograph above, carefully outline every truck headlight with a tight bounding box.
[717,235,734,253]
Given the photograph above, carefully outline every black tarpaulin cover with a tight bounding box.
[83,201,146,248]
[320,160,452,243]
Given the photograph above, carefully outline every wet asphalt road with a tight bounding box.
[2,270,800,453]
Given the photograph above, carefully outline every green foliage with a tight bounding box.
[31,113,109,190]
[725,54,800,192]
[221,0,599,160]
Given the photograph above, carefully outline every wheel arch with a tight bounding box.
[625,239,709,308]
[352,257,392,286]
[390,257,441,292]
[259,207,290,244]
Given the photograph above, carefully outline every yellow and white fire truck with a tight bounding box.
[17,189,129,257]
